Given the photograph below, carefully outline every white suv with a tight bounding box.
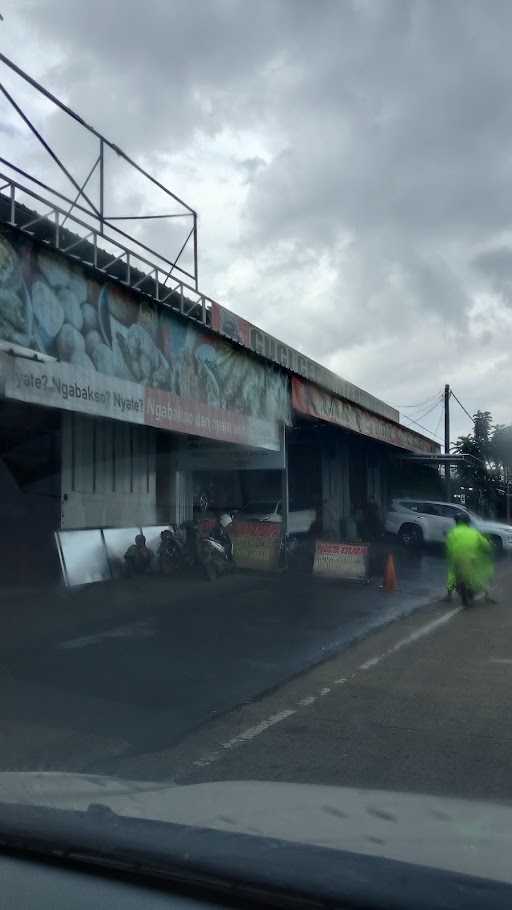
[385,499,512,553]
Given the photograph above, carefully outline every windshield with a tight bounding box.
[2,0,512,897]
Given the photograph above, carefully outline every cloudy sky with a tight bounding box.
[2,0,512,444]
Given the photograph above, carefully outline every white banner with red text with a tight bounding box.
[313,541,369,581]
[229,520,282,572]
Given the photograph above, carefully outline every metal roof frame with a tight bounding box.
[0,52,198,289]
[0,56,440,452]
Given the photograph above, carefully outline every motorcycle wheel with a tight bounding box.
[458,582,474,607]
[159,546,181,576]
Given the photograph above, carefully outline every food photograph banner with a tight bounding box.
[211,301,398,422]
[0,229,290,450]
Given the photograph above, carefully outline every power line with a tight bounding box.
[433,404,444,439]
[450,390,474,424]
[399,396,443,438]
[413,395,444,424]
[401,411,444,442]
[395,392,441,410]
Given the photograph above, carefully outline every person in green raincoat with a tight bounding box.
[445,514,494,605]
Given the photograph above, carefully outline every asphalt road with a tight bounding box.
[147,561,512,806]
[0,549,446,774]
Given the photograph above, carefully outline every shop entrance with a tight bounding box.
[348,440,368,516]
[176,436,286,519]
[0,400,61,585]
[287,427,322,518]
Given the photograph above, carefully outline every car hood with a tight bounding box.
[0,773,511,884]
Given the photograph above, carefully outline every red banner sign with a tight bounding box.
[292,376,438,454]
[144,387,279,449]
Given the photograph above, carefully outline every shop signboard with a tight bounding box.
[2,353,145,424]
[313,541,369,581]
[229,520,282,571]
[0,229,290,450]
[292,376,439,455]
[211,301,397,422]
[144,387,280,450]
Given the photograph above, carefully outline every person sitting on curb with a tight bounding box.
[124,533,152,576]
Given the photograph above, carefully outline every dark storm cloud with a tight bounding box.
[4,0,512,436]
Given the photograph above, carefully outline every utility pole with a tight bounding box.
[280,422,289,566]
[444,384,451,500]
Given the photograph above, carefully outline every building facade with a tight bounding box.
[0,222,439,581]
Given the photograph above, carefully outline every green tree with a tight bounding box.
[490,424,512,521]
[453,410,494,513]
[492,424,512,469]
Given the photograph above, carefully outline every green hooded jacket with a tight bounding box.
[446,522,493,593]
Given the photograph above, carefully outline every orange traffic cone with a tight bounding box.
[383,553,397,593]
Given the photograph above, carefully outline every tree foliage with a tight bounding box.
[453,411,511,515]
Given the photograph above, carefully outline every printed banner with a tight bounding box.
[229,520,282,571]
[0,229,289,449]
[313,541,369,580]
[211,301,398,422]
[2,353,145,424]
[292,376,438,455]
[145,387,281,449]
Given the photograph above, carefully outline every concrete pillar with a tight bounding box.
[321,434,349,538]
[172,470,193,525]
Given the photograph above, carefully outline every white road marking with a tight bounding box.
[359,607,462,671]
[489,658,512,665]
[221,709,297,749]
[193,709,297,768]
[190,607,461,772]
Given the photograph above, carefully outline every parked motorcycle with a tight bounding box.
[200,513,234,578]
[157,529,181,576]
[158,518,232,580]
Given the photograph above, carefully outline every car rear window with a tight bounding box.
[436,504,468,520]
[420,503,441,515]
[399,501,420,512]
[240,501,278,514]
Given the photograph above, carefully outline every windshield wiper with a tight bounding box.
[0,799,508,910]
